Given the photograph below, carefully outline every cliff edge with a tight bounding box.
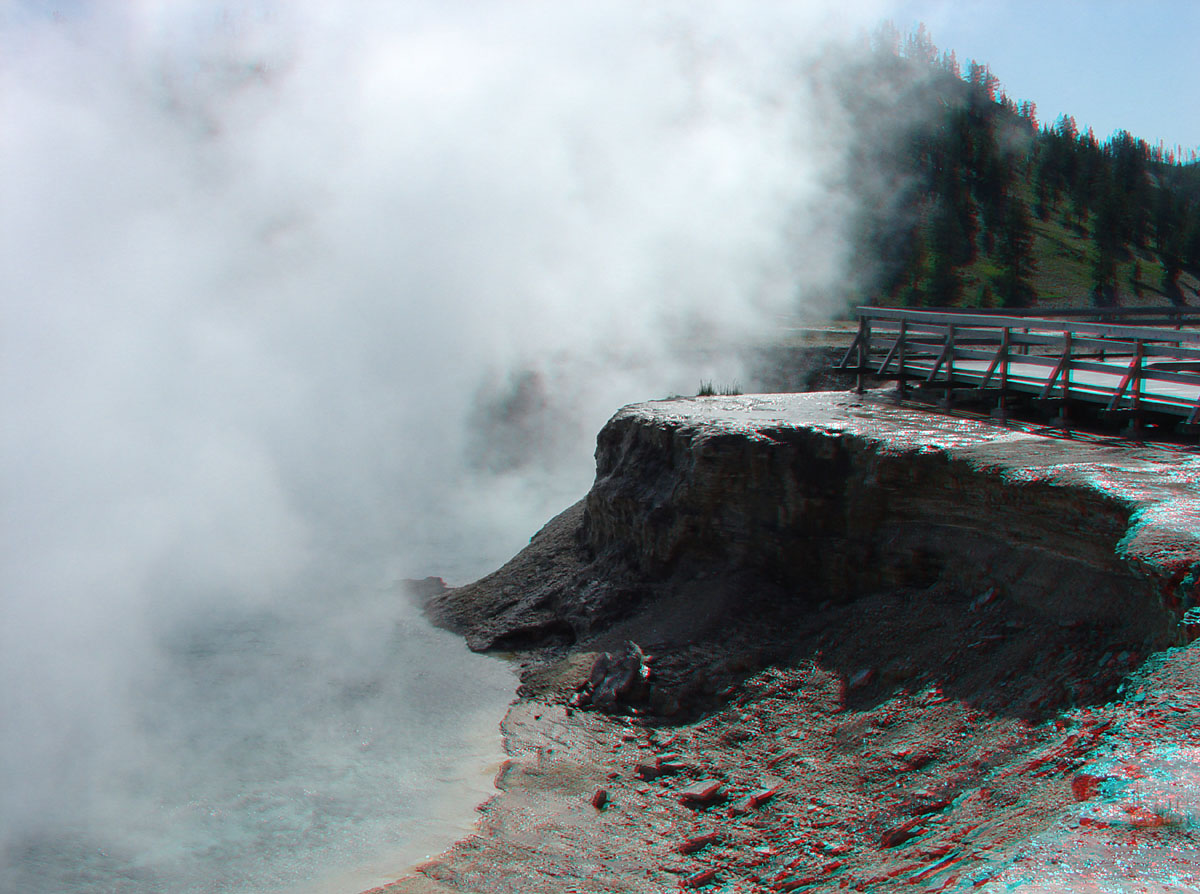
[392,392,1200,894]
[431,391,1200,662]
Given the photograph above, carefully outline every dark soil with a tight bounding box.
[374,574,1169,894]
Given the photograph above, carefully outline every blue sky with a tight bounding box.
[8,0,1199,156]
[890,0,1200,155]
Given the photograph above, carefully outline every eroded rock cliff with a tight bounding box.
[396,392,1200,894]
[429,391,1200,658]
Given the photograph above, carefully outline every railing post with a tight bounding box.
[1125,339,1144,437]
[1131,339,1143,412]
[993,327,1010,420]
[942,324,956,409]
[1055,331,1072,428]
[897,319,908,399]
[855,316,871,395]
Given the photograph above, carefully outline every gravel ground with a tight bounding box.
[371,579,1200,894]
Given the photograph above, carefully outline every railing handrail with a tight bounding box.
[855,307,1200,346]
[871,304,1200,318]
[838,306,1200,429]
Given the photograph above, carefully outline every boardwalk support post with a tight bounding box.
[855,317,871,395]
[1107,340,1145,436]
[926,324,956,408]
[1039,331,1073,428]
[981,327,1011,420]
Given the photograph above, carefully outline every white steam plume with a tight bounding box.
[1,0,891,887]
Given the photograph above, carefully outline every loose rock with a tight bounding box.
[580,641,651,712]
[679,780,724,806]
[676,832,720,854]
[880,817,925,848]
[681,868,718,888]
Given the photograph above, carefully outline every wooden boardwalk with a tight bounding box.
[836,307,1200,433]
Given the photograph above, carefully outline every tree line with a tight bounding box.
[847,23,1200,309]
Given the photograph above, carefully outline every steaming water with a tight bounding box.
[1,2,887,892]
[0,579,515,894]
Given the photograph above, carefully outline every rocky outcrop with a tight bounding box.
[393,393,1200,892]
[428,391,1200,654]
[396,391,1200,894]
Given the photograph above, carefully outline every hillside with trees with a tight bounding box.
[846,23,1200,310]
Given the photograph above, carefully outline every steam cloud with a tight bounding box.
[1,1,891,888]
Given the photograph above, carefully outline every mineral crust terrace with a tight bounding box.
[433,390,1200,656]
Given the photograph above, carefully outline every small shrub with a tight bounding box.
[698,381,742,397]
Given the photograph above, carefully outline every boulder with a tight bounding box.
[579,641,650,712]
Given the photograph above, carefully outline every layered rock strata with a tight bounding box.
[430,391,1200,657]
[389,392,1200,894]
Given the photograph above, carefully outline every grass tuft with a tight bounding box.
[698,381,742,397]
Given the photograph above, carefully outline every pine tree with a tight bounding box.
[1091,248,1118,306]
[872,20,901,55]
[940,48,960,79]
[1161,253,1183,304]
[927,249,962,305]
[1129,260,1143,297]
[1090,169,1124,306]
[995,198,1037,307]
[1108,130,1151,247]
[903,23,938,64]
[1185,212,1200,269]
[1154,187,1180,257]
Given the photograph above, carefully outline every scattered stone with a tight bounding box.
[891,746,935,770]
[636,753,689,780]
[730,778,784,815]
[681,868,718,888]
[880,817,925,848]
[767,749,799,768]
[591,788,609,810]
[748,783,782,806]
[1072,773,1102,801]
[772,873,818,891]
[1121,803,1172,828]
[676,832,720,854]
[910,797,952,815]
[820,841,852,856]
[679,780,725,806]
[729,799,754,817]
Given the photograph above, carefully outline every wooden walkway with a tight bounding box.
[836,307,1200,433]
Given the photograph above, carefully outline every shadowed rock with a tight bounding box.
[578,641,650,711]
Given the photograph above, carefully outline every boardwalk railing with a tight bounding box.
[836,307,1200,432]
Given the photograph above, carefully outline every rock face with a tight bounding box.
[395,392,1200,894]
[428,391,1200,654]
